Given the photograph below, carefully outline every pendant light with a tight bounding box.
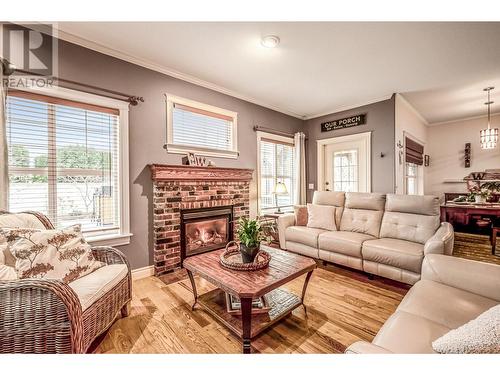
[479,87,498,149]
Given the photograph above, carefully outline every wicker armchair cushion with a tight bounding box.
[1,225,103,283]
[68,264,128,311]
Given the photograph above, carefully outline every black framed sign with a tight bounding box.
[321,114,366,132]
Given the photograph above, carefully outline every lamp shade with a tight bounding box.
[272,181,288,195]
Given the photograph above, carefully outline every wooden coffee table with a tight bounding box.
[183,246,316,354]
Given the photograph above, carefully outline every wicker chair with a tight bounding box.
[0,211,132,353]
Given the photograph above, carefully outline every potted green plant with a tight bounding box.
[236,217,266,263]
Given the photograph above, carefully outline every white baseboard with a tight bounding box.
[131,265,154,280]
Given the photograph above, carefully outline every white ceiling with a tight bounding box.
[56,22,500,122]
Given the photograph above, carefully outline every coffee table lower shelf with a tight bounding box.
[196,288,302,344]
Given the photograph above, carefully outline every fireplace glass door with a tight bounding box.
[181,206,233,259]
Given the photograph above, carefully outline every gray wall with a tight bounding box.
[55,40,304,269]
[304,97,396,201]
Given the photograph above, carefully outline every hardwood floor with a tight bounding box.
[93,263,409,354]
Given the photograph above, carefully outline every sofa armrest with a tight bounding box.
[424,222,454,256]
[345,341,393,354]
[0,278,84,353]
[277,213,296,250]
[422,254,500,301]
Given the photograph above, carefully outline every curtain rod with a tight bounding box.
[253,125,308,140]
[12,68,145,106]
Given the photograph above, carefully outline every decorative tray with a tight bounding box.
[219,247,271,271]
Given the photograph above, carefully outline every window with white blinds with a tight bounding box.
[258,134,295,212]
[6,91,121,235]
[166,95,238,158]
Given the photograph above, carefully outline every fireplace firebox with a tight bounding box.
[180,205,233,260]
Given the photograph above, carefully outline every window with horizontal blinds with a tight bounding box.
[6,92,120,233]
[405,137,424,165]
[259,137,295,210]
[172,102,234,152]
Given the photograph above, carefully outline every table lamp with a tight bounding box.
[272,181,288,213]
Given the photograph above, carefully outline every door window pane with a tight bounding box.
[333,150,358,192]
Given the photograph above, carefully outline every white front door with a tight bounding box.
[317,132,371,193]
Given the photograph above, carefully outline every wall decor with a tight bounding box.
[424,154,430,167]
[464,143,471,168]
[320,113,366,132]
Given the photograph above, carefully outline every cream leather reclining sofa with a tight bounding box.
[277,192,454,284]
[346,254,500,353]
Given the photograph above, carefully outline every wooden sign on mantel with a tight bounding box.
[321,113,367,132]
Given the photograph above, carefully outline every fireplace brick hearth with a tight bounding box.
[150,164,253,276]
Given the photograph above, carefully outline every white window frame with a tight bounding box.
[8,85,132,247]
[165,94,238,159]
[256,131,295,214]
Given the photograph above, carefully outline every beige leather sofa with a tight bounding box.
[346,254,500,353]
[277,192,454,284]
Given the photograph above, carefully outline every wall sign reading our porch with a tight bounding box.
[320,114,366,132]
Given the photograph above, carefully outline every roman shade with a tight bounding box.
[405,137,424,165]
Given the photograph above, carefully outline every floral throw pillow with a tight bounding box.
[0,225,103,283]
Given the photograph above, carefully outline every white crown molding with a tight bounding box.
[53,27,306,119]
[396,93,429,126]
[428,111,500,127]
[303,94,394,120]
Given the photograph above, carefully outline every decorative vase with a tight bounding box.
[239,243,260,264]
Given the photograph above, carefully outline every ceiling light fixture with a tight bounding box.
[480,87,498,150]
[261,35,280,48]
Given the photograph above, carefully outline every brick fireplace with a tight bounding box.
[150,164,253,276]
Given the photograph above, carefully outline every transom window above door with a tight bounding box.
[165,94,238,159]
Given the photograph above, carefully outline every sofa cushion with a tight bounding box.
[319,231,375,258]
[340,209,384,237]
[307,204,336,231]
[345,192,386,211]
[69,264,128,311]
[312,191,345,229]
[397,280,498,329]
[385,194,440,216]
[432,304,500,354]
[380,212,440,245]
[285,226,326,248]
[362,238,424,273]
[285,242,319,259]
[372,311,449,353]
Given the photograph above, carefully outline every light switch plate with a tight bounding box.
[308,183,315,190]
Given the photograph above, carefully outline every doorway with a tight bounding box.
[317,132,371,193]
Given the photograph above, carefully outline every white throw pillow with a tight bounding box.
[432,304,500,354]
[306,204,337,231]
[0,225,103,283]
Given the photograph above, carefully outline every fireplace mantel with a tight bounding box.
[150,164,253,182]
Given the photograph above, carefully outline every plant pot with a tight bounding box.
[475,195,485,203]
[239,243,260,264]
